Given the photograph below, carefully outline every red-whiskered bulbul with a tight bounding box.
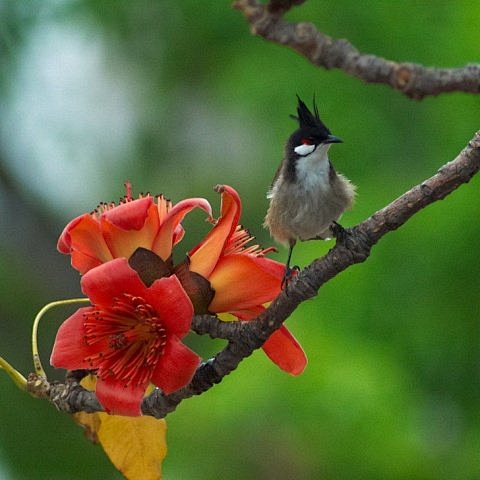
[264,96,356,276]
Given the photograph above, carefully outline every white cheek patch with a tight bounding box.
[294,144,316,156]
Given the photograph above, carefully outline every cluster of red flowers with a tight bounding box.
[51,184,306,416]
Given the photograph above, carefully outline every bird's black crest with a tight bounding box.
[292,95,331,137]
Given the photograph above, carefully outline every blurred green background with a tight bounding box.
[0,1,479,479]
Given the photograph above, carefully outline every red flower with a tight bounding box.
[58,183,212,274]
[57,183,307,377]
[50,258,200,416]
[188,185,307,375]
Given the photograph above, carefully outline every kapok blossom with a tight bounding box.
[58,182,212,274]
[57,183,307,376]
[50,258,200,416]
[187,185,307,375]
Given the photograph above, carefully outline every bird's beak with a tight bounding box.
[324,134,343,144]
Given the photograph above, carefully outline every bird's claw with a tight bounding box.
[330,221,348,244]
[281,265,300,291]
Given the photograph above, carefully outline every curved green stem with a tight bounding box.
[0,356,27,391]
[32,298,90,378]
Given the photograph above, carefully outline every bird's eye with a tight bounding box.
[301,138,313,145]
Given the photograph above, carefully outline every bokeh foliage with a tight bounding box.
[0,1,479,479]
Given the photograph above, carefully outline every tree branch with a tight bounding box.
[32,131,480,417]
[233,0,480,99]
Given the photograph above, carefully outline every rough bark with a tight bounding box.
[233,0,480,99]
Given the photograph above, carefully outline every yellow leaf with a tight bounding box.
[74,376,167,480]
[75,410,101,444]
[98,414,167,480]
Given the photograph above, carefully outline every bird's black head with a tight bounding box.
[288,96,342,158]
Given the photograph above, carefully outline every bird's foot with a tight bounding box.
[330,221,348,244]
[281,265,300,292]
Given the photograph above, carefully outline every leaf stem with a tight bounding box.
[32,298,90,378]
[0,356,27,391]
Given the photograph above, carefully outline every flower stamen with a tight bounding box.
[82,294,167,387]
[223,225,274,256]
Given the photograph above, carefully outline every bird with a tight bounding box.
[264,95,356,280]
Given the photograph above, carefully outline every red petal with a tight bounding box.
[50,307,108,370]
[152,198,212,261]
[150,337,200,394]
[230,305,265,320]
[189,185,241,278]
[101,202,160,259]
[262,326,307,376]
[81,258,148,307]
[102,196,153,231]
[70,250,103,275]
[57,214,83,253]
[172,223,185,246]
[145,275,194,338]
[95,375,146,416]
[58,214,113,267]
[208,254,284,312]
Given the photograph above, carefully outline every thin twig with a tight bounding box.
[233,0,480,99]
